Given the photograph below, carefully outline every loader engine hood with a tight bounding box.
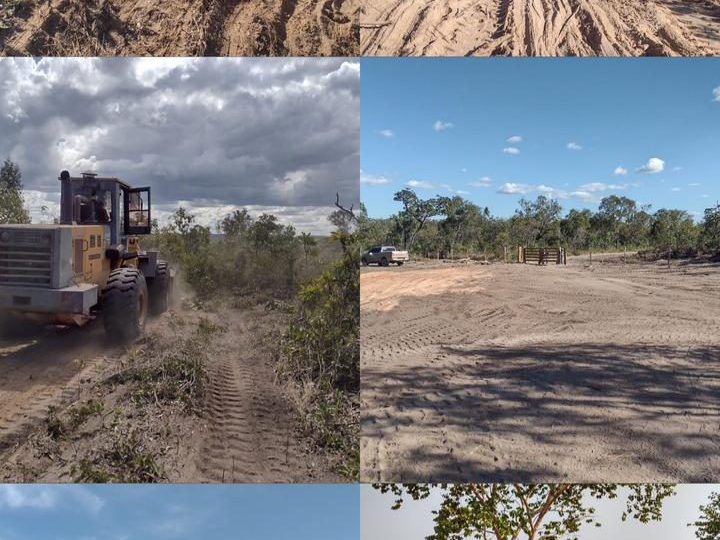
[0,224,75,290]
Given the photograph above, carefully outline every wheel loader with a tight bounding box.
[0,171,174,341]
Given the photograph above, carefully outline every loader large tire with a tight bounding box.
[149,261,170,315]
[102,267,148,342]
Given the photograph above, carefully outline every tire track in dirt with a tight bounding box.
[0,321,124,455]
[360,0,720,56]
[196,310,339,483]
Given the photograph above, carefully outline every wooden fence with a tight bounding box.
[518,247,567,265]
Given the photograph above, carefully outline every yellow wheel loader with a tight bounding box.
[0,171,174,341]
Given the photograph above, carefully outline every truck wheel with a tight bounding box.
[396,261,404,266]
[102,267,148,342]
[149,261,170,315]
[361,258,368,266]
[381,257,389,267]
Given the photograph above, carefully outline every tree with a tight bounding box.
[514,196,562,246]
[0,159,30,224]
[329,208,356,234]
[692,491,720,540]
[437,196,472,259]
[561,209,593,253]
[701,203,720,253]
[393,189,441,252]
[300,232,317,263]
[219,209,252,239]
[596,195,639,248]
[650,209,699,257]
[376,484,676,540]
[0,159,22,191]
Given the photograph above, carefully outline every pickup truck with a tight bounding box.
[362,246,409,266]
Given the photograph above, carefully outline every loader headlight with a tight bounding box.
[0,231,10,243]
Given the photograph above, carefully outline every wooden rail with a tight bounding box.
[518,247,567,265]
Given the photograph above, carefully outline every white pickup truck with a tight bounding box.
[362,246,409,267]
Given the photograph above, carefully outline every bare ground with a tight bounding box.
[0,0,359,56]
[361,255,720,482]
[360,0,720,56]
[0,301,341,482]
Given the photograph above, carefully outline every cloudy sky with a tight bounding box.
[0,58,359,235]
[362,59,720,220]
[362,484,717,540]
[0,484,358,540]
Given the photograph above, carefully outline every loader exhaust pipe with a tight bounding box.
[59,170,73,225]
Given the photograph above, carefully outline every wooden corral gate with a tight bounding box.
[518,247,567,265]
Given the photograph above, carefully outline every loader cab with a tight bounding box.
[59,171,151,246]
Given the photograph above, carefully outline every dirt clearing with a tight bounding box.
[360,0,720,56]
[0,302,341,482]
[0,0,359,56]
[361,256,720,482]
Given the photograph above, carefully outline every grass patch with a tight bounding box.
[299,386,359,479]
[73,428,165,483]
[107,318,225,412]
[45,400,104,440]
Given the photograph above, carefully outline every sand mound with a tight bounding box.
[360,0,720,56]
[0,0,359,56]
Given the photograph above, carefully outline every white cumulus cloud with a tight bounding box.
[406,179,436,189]
[469,176,492,188]
[378,129,394,138]
[506,135,522,144]
[433,120,454,131]
[614,166,628,176]
[360,171,390,186]
[502,147,520,155]
[637,157,665,174]
[566,142,582,151]
[497,182,532,195]
[580,182,628,193]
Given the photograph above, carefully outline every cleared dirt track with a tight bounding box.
[361,257,720,482]
[360,0,720,56]
[0,307,338,482]
[0,0,359,56]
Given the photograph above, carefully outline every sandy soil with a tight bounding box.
[360,0,720,56]
[0,0,359,56]
[0,303,340,482]
[361,256,720,482]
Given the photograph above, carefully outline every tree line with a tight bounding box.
[360,188,720,260]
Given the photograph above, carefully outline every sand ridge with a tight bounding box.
[0,0,360,56]
[360,0,720,56]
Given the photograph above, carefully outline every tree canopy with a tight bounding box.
[692,491,720,540]
[0,159,30,224]
[375,484,676,540]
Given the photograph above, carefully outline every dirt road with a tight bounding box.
[361,257,720,482]
[0,305,338,482]
[360,0,720,56]
[0,0,359,56]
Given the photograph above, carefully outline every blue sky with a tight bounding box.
[362,484,717,540]
[361,59,720,220]
[0,485,358,540]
